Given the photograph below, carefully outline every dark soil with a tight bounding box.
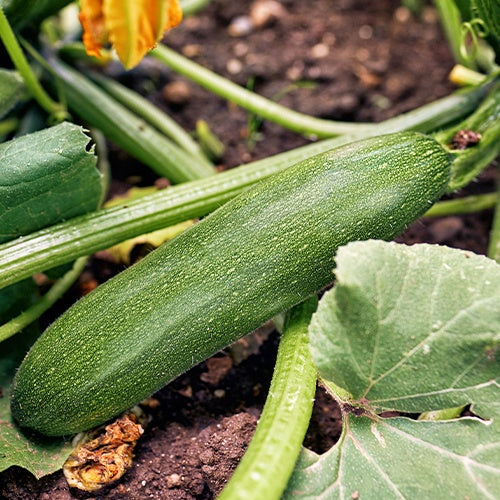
[0,0,496,498]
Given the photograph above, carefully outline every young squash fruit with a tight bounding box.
[11,132,451,436]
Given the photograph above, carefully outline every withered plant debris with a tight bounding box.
[450,129,482,150]
[63,409,147,491]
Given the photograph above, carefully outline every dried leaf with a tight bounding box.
[63,409,147,491]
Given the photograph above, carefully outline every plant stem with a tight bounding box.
[89,71,212,167]
[424,192,497,217]
[151,45,377,138]
[0,117,19,136]
[433,0,470,67]
[218,297,318,500]
[0,7,67,121]
[0,257,87,343]
[0,85,488,288]
[488,175,500,263]
[434,82,500,193]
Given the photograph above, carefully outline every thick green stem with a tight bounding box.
[0,85,488,288]
[488,175,500,262]
[151,45,376,138]
[0,7,66,120]
[218,298,318,500]
[434,82,500,193]
[0,257,87,343]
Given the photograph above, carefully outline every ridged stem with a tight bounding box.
[433,0,470,67]
[0,85,488,289]
[218,298,318,500]
[151,45,376,138]
[487,174,500,262]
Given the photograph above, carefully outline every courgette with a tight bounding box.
[11,132,451,436]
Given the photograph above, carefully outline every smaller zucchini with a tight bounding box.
[11,132,451,436]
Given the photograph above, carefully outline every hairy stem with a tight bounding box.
[218,298,318,500]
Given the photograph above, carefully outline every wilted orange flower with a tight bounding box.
[79,0,182,69]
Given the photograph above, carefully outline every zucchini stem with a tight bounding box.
[151,45,376,138]
[424,192,497,217]
[487,175,500,263]
[218,298,318,500]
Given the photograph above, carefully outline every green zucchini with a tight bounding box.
[11,132,451,436]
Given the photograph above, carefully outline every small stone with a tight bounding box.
[310,43,329,59]
[226,58,243,74]
[166,473,181,487]
[429,217,463,243]
[358,25,373,40]
[233,42,249,57]
[394,6,411,23]
[228,16,253,37]
[162,81,192,105]
[182,44,202,57]
[250,0,287,28]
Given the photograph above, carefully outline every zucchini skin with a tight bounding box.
[11,132,450,436]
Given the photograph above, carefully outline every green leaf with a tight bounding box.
[0,281,73,477]
[0,69,27,119]
[0,121,102,244]
[311,240,499,419]
[285,241,500,498]
[285,415,499,499]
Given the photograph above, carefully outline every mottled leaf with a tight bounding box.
[311,240,499,418]
[285,241,500,498]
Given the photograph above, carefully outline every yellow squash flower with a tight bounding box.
[79,0,182,69]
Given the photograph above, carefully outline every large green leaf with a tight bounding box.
[0,281,73,478]
[0,121,102,243]
[0,70,27,119]
[285,241,500,498]
[311,240,499,418]
[286,416,499,499]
